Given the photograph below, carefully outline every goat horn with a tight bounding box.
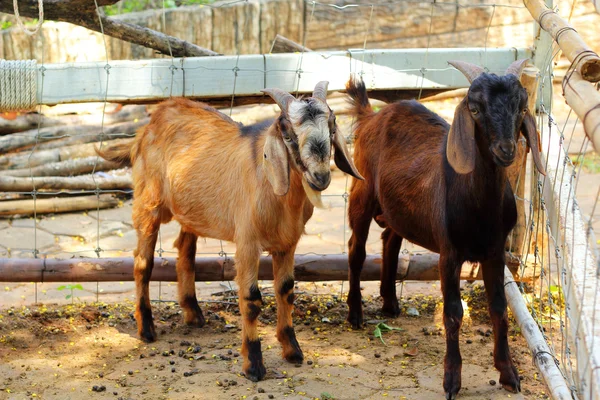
[448,60,485,83]
[312,81,329,102]
[261,88,296,112]
[505,59,529,79]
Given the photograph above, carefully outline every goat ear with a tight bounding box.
[521,111,546,176]
[447,100,476,174]
[263,126,290,196]
[333,129,364,180]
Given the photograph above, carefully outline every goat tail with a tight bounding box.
[95,139,134,168]
[345,74,372,121]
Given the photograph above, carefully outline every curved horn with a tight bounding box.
[312,81,329,102]
[261,88,296,112]
[505,59,529,79]
[448,60,485,83]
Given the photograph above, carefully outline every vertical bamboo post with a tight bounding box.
[506,66,539,261]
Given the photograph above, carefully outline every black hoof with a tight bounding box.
[139,327,157,343]
[381,300,401,318]
[244,363,267,382]
[500,365,521,393]
[347,310,364,330]
[445,391,458,400]
[285,350,304,364]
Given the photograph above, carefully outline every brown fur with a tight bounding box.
[345,74,532,398]
[98,97,322,381]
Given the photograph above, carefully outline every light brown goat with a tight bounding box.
[97,82,363,381]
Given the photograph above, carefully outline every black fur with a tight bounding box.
[244,339,266,381]
[299,99,325,125]
[241,119,274,162]
[282,326,303,363]
[279,277,295,296]
[247,303,261,321]
[246,284,262,302]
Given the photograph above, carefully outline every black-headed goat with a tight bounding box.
[97,82,363,382]
[345,60,545,399]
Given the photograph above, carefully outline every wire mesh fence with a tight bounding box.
[0,0,599,398]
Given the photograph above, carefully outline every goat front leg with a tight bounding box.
[133,217,160,342]
[440,252,464,400]
[481,256,520,393]
[380,228,402,317]
[174,230,205,327]
[272,248,303,364]
[236,243,266,382]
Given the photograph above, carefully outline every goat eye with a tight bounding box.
[282,133,292,142]
[523,108,528,114]
[470,108,478,115]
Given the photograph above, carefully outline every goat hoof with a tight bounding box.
[284,350,304,364]
[139,327,157,343]
[381,301,401,318]
[499,365,521,393]
[184,312,206,328]
[443,370,461,400]
[347,311,364,330]
[243,363,267,382]
[445,391,458,400]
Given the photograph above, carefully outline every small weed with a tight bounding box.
[56,284,84,303]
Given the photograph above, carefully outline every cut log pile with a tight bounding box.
[0,104,145,217]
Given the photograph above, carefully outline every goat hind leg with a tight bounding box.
[236,243,266,382]
[440,253,464,400]
[273,249,303,364]
[482,257,520,393]
[133,214,160,342]
[347,186,375,329]
[174,230,205,327]
[380,228,402,317]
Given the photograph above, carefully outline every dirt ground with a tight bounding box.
[0,282,550,400]
[0,73,597,400]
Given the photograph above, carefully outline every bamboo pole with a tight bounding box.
[504,267,573,400]
[0,175,132,192]
[507,66,540,257]
[562,70,600,153]
[0,194,118,216]
[0,157,122,178]
[0,253,539,283]
[524,0,600,82]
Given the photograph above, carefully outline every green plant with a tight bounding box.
[57,284,84,302]
[373,322,403,344]
[1,21,13,30]
[104,0,213,16]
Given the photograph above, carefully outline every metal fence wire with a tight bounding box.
[0,0,598,398]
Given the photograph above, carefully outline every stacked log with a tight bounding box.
[0,104,145,217]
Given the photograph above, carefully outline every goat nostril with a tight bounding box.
[499,143,515,157]
[314,172,331,187]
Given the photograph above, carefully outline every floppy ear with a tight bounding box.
[447,99,476,174]
[521,111,546,176]
[332,130,364,180]
[263,125,290,196]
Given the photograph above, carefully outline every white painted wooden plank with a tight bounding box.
[541,121,600,400]
[36,48,532,105]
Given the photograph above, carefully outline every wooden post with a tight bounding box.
[0,194,118,216]
[562,71,600,153]
[0,175,132,192]
[0,253,540,283]
[504,267,573,400]
[506,66,539,260]
[525,0,600,82]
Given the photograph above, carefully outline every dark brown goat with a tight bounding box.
[345,60,545,399]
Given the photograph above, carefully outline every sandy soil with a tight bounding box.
[0,283,550,400]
